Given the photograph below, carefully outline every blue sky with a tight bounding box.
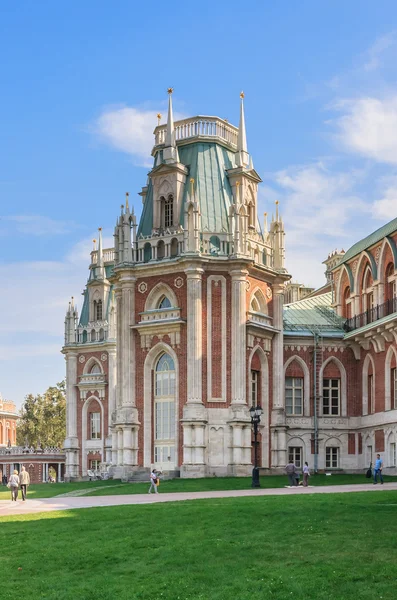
[1,1,397,407]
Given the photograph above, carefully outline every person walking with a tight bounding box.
[148,469,159,494]
[9,470,19,501]
[303,462,310,487]
[373,454,384,484]
[19,466,30,501]
[286,460,298,487]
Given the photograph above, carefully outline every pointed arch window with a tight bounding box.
[386,262,396,302]
[250,290,267,315]
[95,300,103,321]
[154,353,176,468]
[161,194,174,229]
[362,265,374,312]
[90,363,101,375]
[158,295,172,309]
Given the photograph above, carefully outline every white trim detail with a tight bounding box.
[362,354,375,416]
[207,275,227,402]
[143,342,179,468]
[284,355,310,417]
[81,395,105,477]
[319,356,347,417]
[385,345,397,411]
[248,344,270,468]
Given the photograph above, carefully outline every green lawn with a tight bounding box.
[1,492,397,599]
[1,473,396,500]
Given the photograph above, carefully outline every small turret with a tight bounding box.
[64,296,78,345]
[270,201,285,270]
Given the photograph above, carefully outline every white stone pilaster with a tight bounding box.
[64,350,79,478]
[185,266,203,404]
[231,269,248,404]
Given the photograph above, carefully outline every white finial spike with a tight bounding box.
[237,91,249,167]
[165,88,175,148]
[97,227,105,279]
[264,212,268,234]
[249,155,254,171]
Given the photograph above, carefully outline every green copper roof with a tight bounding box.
[138,142,245,237]
[283,292,345,334]
[338,216,397,266]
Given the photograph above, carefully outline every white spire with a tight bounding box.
[165,88,175,148]
[237,91,249,167]
[163,88,179,164]
[97,227,105,279]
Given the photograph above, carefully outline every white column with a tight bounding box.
[111,431,117,465]
[121,276,136,408]
[108,349,117,431]
[272,283,284,410]
[64,350,79,478]
[186,266,203,404]
[117,429,123,466]
[115,287,123,408]
[57,463,61,482]
[231,269,247,404]
[122,427,133,467]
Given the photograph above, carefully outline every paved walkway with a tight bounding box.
[1,482,396,517]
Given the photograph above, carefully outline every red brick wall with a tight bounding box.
[348,433,355,454]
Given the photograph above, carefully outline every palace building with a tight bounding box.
[63,91,397,479]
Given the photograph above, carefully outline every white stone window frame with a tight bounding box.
[385,346,397,411]
[81,395,105,477]
[143,342,179,469]
[319,357,347,417]
[283,356,310,417]
[325,445,340,469]
[144,283,178,313]
[83,357,104,376]
[288,445,303,469]
[248,345,270,468]
[285,376,304,417]
[361,265,375,311]
[362,354,375,416]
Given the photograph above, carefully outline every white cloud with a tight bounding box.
[0,215,76,236]
[264,162,371,287]
[362,32,396,72]
[91,104,187,167]
[330,96,397,164]
[372,176,397,220]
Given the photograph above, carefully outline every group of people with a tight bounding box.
[285,460,310,487]
[7,466,30,501]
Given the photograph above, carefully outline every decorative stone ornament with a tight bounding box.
[246,281,251,291]
[174,276,184,288]
[138,282,148,293]
[101,353,108,362]
[79,355,86,363]
[266,287,272,299]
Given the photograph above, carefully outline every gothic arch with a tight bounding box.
[145,282,178,311]
[249,287,268,314]
[362,353,375,416]
[354,251,377,293]
[284,355,310,416]
[83,357,103,375]
[319,356,347,417]
[385,345,397,411]
[335,263,355,308]
[378,237,397,280]
[143,342,179,468]
[248,345,269,468]
[81,395,105,476]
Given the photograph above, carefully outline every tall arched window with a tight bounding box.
[163,195,173,228]
[170,238,178,257]
[343,286,351,319]
[385,262,396,302]
[362,265,374,312]
[143,243,152,263]
[157,240,165,260]
[154,353,176,468]
[90,363,101,375]
[95,300,103,321]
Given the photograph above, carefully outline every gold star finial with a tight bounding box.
[157,113,162,125]
[275,200,279,205]
[167,87,174,95]
[98,227,102,232]
[240,91,245,99]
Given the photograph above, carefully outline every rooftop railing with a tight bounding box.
[154,116,238,148]
[344,297,397,333]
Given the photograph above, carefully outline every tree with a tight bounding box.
[16,381,66,448]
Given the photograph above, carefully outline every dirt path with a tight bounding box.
[1,482,396,517]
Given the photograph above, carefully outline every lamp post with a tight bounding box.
[249,404,263,488]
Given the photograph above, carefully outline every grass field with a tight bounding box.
[1,491,396,600]
[0,473,396,500]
